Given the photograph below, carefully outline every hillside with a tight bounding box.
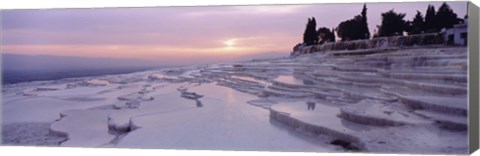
[2,46,468,154]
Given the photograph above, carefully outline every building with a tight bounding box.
[443,19,468,46]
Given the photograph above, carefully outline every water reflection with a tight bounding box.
[195,99,203,107]
[306,102,316,111]
[339,118,372,131]
[274,75,316,85]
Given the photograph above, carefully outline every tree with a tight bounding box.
[303,18,311,44]
[360,4,371,39]
[317,27,335,44]
[337,18,360,41]
[331,27,336,41]
[311,17,318,44]
[424,5,438,32]
[377,10,407,37]
[335,4,370,41]
[406,11,425,35]
[303,17,318,45]
[436,2,461,30]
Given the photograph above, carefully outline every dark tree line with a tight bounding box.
[375,2,463,37]
[336,4,370,41]
[317,27,336,44]
[303,17,336,46]
[406,3,464,35]
[302,2,464,44]
[303,17,318,45]
[406,11,425,35]
[376,10,407,37]
[424,5,438,33]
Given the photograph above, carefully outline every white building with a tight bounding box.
[443,19,468,46]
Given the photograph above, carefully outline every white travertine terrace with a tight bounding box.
[2,47,468,154]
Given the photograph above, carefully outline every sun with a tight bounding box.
[224,39,235,47]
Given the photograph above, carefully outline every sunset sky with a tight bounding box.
[1,1,468,65]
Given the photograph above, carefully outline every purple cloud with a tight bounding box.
[1,1,468,64]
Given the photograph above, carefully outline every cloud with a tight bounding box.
[182,5,308,17]
[1,1,468,66]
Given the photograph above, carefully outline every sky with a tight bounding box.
[1,1,468,66]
